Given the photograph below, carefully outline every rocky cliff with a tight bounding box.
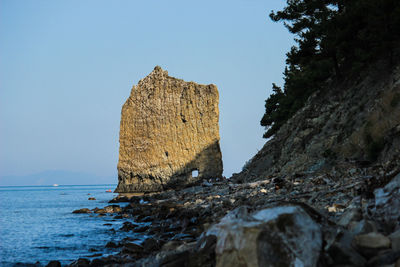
[233,61,400,183]
[115,66,223,193]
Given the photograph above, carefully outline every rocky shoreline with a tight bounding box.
[56,158,400,267]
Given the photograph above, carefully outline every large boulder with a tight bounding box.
[116,66,223,193]
[206,205,322,267]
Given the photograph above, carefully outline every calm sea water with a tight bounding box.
[0,184,136,266]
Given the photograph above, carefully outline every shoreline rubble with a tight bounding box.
[63,160,400,267]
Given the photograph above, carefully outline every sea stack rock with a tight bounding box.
[115,66,223,193]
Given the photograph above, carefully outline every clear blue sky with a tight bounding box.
[0,0,293,184]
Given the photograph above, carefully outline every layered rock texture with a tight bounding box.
[233,61,400,183]
[115,66,223,193]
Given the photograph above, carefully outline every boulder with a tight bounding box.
[72,208,91,214]
[121,242,144,255]
[68,258,90,266]
[206,205,322,267]
[45,261,61,267]
[326,234,367,267]
[109,195,130,203]
[93,205,121,214]
[373,172,400,231]
[352,232,392,259]
[338,208,362,227]
[353,232,391,250]
[116,66,223,193]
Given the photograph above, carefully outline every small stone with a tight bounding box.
[142,238,162,252]
[348,220,378,235]
[195,199,204,205]
[93,205,121,214]
[105,241,119,248]
[109,195,130,203]
[104,205,122,213]
[133,225,150,233]
[122,242,144,255]
[162,241,184,251]
[338,208,362,227]
[90,258,106,265]
[120,221,136,231]
[45,261,61,267]
[93,208,106,214]
[69,258,90,266]
[72,208,91,214]
[354,232,391,249]
[88,197,96,200]
[87,253,102,258]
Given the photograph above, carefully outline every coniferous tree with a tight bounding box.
[261,0,400,138]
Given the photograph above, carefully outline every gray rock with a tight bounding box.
[206,205,322,267]
[348,220,378,236]
[390,230,400,251]
[354,232,391,249]
[327,229,367,266]
[373,173,400,231]
[93,205,121,214]
[338,208,362,227]
[68,258,90,266]
[72,208,91,214]
[46,261,61,267]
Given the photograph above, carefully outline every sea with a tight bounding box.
[0,184,140,266]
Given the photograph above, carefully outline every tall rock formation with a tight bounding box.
[115,66,223,193]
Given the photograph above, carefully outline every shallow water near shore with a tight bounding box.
[0,184,136,266]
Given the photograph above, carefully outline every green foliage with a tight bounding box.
[261,0,400,138]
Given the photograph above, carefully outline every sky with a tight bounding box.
[0,0,293,185]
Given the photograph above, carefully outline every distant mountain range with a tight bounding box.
[0,170,116,186]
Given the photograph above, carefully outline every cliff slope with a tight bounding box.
[233,61,400,183]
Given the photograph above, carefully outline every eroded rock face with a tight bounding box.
[233,62,400,183]
[115,66,223,193]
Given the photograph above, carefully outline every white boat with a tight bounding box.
[53,184,59,187]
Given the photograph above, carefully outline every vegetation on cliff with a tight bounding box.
[261,0,400,138]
